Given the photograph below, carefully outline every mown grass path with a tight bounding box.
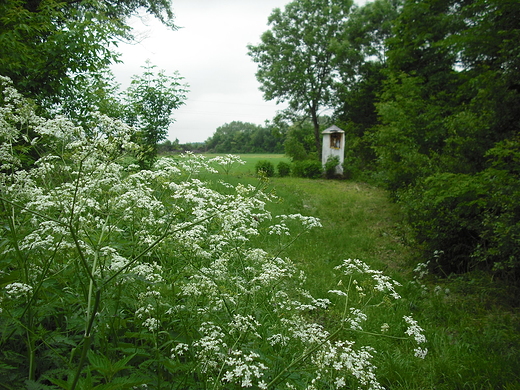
[253,175,520,390]
[260,178,414,293]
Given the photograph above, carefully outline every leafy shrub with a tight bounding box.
[341,157,355,180]
[255,159,275,177]
[292,159,323,178]
[402,173,488,274]
[277,161,291,177]
[324,155,340,178]
[403,141,520,275]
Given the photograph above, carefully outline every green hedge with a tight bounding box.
[292,160,323,179]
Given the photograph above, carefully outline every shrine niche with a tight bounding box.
[330,132,341,149]
[321,125,345,174]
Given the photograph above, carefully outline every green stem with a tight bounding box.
[86,252,98,333]
[70,288,101,390]
[27,307,35,381]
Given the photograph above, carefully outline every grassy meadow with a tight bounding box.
[214,154,520,390]
[2,143,519,388]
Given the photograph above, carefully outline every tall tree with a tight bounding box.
[0,0,175,106]
[248,0,353,158]
[332,0,402,176]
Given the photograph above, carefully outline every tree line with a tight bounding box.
[204,121,285,154]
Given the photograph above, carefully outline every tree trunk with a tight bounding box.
[310,107,321,160]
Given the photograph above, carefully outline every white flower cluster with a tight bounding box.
[209,154,246,174]
[0,76,42,171]
[312,341,384,390]
[403,315,428,359]
[269,214,322,236]
[4,282,33,300]
[170,343,189,359]
[346,308,368,331]
[1,78,429,388]
[192,322,228,373]
[413,260,430,280]
[229,314,262,338]
[222,350,267,388]
[335,258,402,300]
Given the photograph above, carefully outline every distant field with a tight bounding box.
[203,153,291,175]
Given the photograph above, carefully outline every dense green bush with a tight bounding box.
[292,160,323,179]
[277,161,291,177]
[255,159,275,177]
[402,173,488,274]
[324,155,340,179]
[402,139,520,275]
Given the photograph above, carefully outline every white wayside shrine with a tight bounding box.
[321,125,345,174]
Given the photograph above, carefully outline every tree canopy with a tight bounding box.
[205,121,284,154]
[372,0,520,274]
[245,0,520,276]
[0,0,175,106]
[124,61,188,168]
[248,0,354,157]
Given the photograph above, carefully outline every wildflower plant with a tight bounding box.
[209,153,246,174]
[1,77,426,389]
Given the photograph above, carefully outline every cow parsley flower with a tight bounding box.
[222,350,267,388]
[5,283,33,300]
[404,315,428,358]
[403,315,427,344]
[142,317,160,332]
[414,347,428,359]
[170,343,189,359]
[346,308,368,331]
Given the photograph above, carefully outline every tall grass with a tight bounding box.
[216,156,520,390]
[203,154,291,175]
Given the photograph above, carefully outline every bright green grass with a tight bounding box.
[207,166,520,390]
[203,153,291,175]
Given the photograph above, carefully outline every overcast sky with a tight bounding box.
[112,0,366,144]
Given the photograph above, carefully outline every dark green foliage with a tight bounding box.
[402,138,520,275]
[277,161,291,177]
[255,160,275,177]
[324,156,340,179]
[0,0,175,106]
[292,160,323,179]
[341,139,370,181]
[205,121,285,154]
[283,119,320,161]
[368,0,520,276]
[402,173,489,274]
